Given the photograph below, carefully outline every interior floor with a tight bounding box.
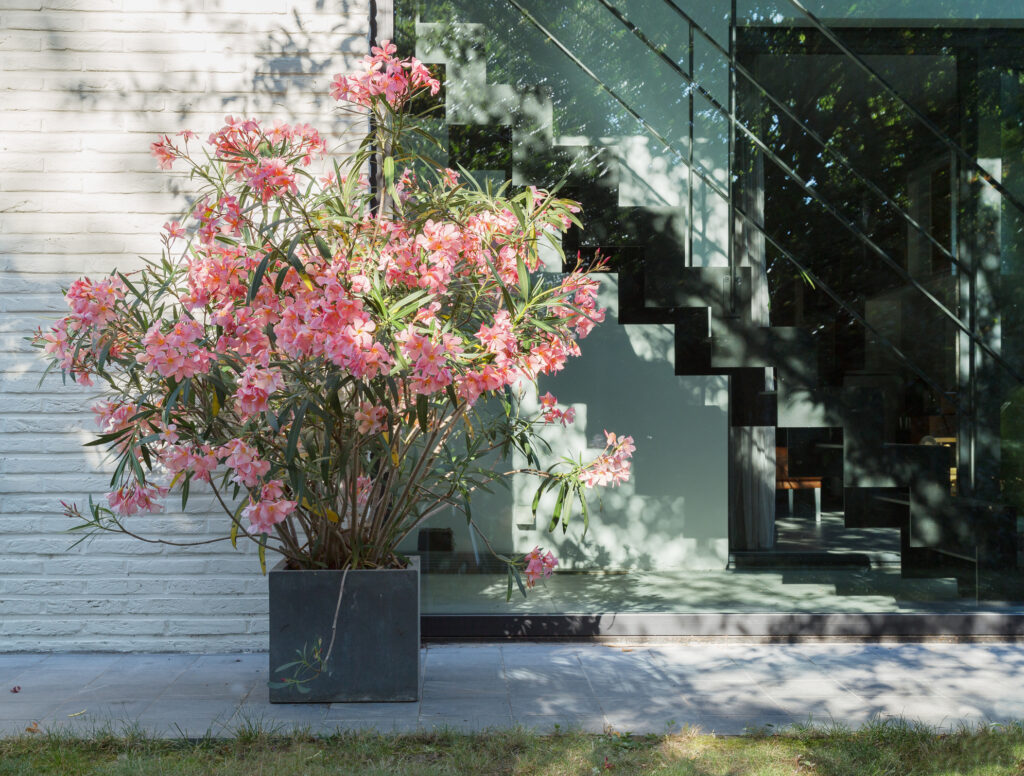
[419,567,1019,614]
[772,511,901,556]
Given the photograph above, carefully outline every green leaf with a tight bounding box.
[313,234,332,260]
[578,485,590,538]
[274,265,291,293]
[506,567,514,602]
[163,379,187,423]
[247,251,272,303]
[82,428,133,447]
[230,518,239,549]
[517,252,530,300]
[511,565,527,598]
[416,394,429,434]
[258,540,267,575]
[548,481,568,533]
[286,400,309,464]
[562,483,573,533]
[265,410,279,434]
[382,155,395,186]
[531,484,543,522]
[284,233,305,275]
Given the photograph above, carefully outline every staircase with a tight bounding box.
[403,0,1024,601]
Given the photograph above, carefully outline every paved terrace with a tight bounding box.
[1,642,1022,737]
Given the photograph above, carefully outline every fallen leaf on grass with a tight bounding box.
[68,709,87,717]
[25,722,39,734]
[9,686,20,693]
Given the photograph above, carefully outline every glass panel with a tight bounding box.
[398,0,736,614]
[732,3,1024,607]
[396,0,1024,616]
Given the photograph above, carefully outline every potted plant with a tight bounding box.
[34,42,634,702]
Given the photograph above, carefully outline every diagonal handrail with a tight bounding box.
[732,202,964,414]
[503,0,1024,387]
[592,0,1024,385]
[501,0,991,395]
[653,0,966,275]
[782,0,1024,220]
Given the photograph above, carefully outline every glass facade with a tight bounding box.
[394,0,1024,617]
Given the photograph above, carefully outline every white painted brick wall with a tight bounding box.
[0,0,370,652]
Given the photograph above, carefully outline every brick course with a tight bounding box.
[0,0,369,652]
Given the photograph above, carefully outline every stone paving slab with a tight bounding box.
[0,643,1021,737]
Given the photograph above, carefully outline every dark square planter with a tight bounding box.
[268,556,420,703]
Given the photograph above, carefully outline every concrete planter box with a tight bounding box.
[268,556,420,703]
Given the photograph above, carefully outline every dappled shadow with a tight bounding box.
[0,1,375,650]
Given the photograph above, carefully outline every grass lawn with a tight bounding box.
[2,721,1024,776]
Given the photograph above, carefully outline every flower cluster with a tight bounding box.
[329,41,440,108]
[235,365,285,419]
[219,439,271,489]
[524,546,558,587]
[580,431,636,488]
[539,392,575,426]
[242,480,297,535]
[108,482,167,516]
[65,276,126,329]
[136,318,212,381]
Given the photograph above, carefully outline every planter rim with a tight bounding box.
[269,555,420,573]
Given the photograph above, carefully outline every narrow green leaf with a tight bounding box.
[286,400,309,464]
[285,233,305,274]
[548,481,568,533]
[247,251,272,303]
[313,234,332,260]
[561,483,573,533]
[506,567,514,602]
[416,394,429,434]
[258,540,267,575]
[274,265,291,293]
[511,566,527,597]
[516,252,530,300]
[578,485,590,538]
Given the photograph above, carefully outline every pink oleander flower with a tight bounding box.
[136,318,213,382]
[580,431,636,489]
[330,40,439,109]
[218,439,271,488]
[92,400,135,434]
[163,221,186,240]
[539,392,576,426]
[524,546,558,587]
[354,401,387,434]
[39,319,94,385]
[159,443,192,475]
[188,445,219,483]
[150,135,176,170]
[107,482,166,516]
[243,479,297,534]
[246,157,297,203]
[234,364,284,418]
[65,275,126,329]
[441,168,459,187]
